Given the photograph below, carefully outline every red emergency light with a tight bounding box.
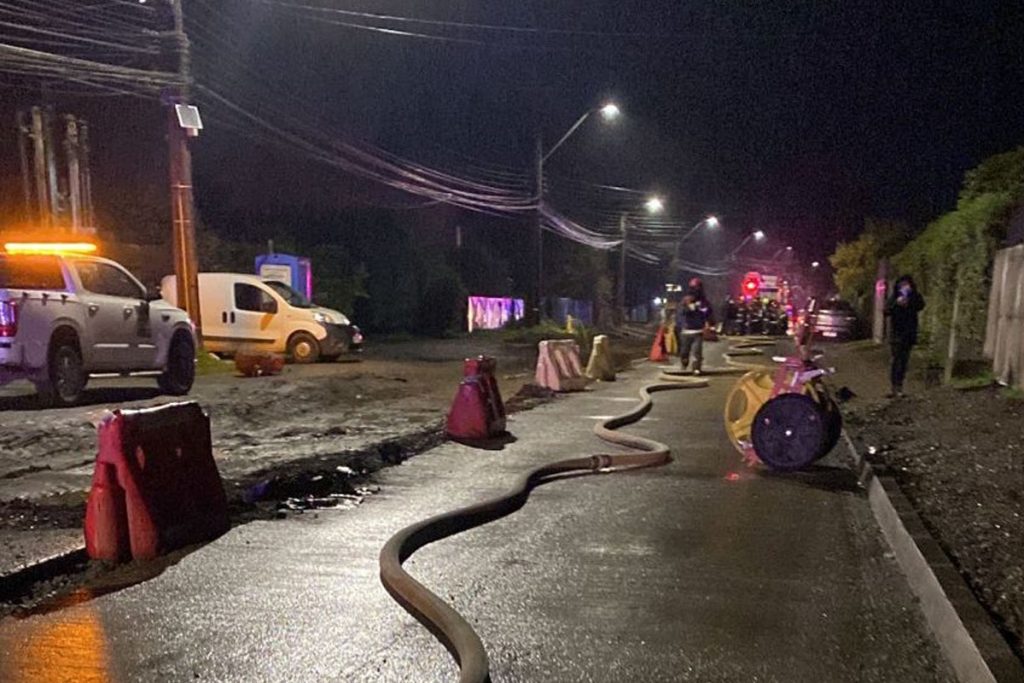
[741,272,761,297]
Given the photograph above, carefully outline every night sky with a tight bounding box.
[2,0,1023,268]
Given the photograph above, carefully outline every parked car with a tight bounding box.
[161,272,362,363]
[0,248,196,406]
[811,299,859,340]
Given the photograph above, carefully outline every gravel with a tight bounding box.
[841,373,1023,660]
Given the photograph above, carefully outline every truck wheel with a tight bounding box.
[37,342,87,407]
[158,333,195,396]
[288,332,320,364]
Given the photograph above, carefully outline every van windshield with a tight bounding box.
[264,280,313,308]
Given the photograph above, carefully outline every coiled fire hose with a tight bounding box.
[379,378,708,683]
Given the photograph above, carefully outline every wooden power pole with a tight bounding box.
[169,0,202,340]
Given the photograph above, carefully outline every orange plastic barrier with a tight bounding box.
[84,402,229,562]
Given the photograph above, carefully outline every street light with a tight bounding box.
[617,194,665,323]
[534,101,621,321]
[672,215,720,279]
[811,261,821,269]
[600,102,621,121]
[728,230,767,260]
[541,101,621,165]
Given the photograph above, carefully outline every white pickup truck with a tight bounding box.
[0,251,196,406]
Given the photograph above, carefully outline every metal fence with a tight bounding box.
[983,244,1024,388]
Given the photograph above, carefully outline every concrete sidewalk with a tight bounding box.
[0,349,953,682]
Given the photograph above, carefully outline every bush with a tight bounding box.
[417,267,467,337]
[891,149,1024,367]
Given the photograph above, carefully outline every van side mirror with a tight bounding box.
[261,299,278,314]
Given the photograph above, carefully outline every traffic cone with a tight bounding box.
[649,327,668,362]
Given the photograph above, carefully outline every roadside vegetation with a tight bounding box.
[831,146,1024,378]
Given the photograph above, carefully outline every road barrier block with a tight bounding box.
[535,340,588,392]
[84,402,229,562]
[586,335,616,381]
[235,352,284,377]
[84,461,130,563]
[447,356,507,441]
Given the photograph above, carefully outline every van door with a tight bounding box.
[230,282,281,351]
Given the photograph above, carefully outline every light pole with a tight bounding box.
[617,195,663,324]
[727,230,766,260]
[673,215,718,279]
[534,101,620,322]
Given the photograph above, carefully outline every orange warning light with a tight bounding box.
[3,242,98,256]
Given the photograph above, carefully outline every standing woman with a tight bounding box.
[884,275,926,397]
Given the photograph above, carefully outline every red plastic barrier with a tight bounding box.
[84,402,229,562]
[446,356,507,441]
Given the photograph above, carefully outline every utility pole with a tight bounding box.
[80,121,95,232]
[42,107,61,226]
[64,115,82,234]
[29,106,50,227]
[16,111,32,220]
[534,133,544,324]
[169,0,202,339]
[617,214,628,325]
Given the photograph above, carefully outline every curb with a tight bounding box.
[843,431,1024,683]
[0,548,87,603]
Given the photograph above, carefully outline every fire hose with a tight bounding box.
[379,378,708,683]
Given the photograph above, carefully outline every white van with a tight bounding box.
[161,273,362,363]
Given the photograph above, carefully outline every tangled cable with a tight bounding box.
[379,380,707,682]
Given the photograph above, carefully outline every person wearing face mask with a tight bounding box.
[884,275,926,397]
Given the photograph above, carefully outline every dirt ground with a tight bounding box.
[0,332,650,585]
[829,342,1024,658]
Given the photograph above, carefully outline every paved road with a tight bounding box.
[0,351,954,681]
[0,335,537,502]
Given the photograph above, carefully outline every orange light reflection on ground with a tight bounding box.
[0,589,114,683]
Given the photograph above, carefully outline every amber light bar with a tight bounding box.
[3,242,98,255]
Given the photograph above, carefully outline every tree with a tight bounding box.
[830,218,910,317]
[891,145,1024,367]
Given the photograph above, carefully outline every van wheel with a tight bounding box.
[158,333,196,395]
[37,342,87,407]
[288,332,320,364]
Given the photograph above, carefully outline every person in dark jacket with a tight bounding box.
[884,274,925,397]
[675,277,713,374]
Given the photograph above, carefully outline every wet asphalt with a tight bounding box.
[0,347,954,682]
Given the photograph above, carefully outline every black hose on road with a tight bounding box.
[379,379,708,683]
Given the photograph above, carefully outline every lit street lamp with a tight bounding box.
[534,101,621,321]
[727,230,767,260]
[541,101,620,165]
[672,215,719,279]
[811,261,821,269]
[617,194,663,322]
